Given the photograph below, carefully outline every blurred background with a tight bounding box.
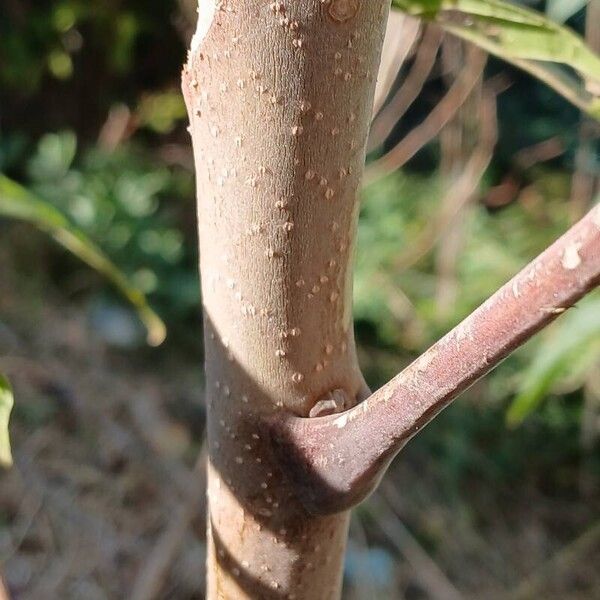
[0,1,599,598]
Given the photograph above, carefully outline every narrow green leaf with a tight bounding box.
[0,174,166,346]
[0,374,14,468]
[546,0,589,24]
[507,296,600,426]
[391,0,600,120]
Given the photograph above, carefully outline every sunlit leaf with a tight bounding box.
[391,0,600,120]
[28,131,77,181]
[137,90,187,134]
[0,374,14,468]
[546,0,589,24]
[0,174,166,346]
[507,295,600,426]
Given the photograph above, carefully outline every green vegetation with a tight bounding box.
[0,171,166,346]
[392,0,600,117]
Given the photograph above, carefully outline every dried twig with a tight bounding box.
[513,136,565,171]
[130,447,207,600]
[0,575,10,600]
[372,12,422,117]
[368,26,443,152]
[371,484,464,600]
[364,46,487,186]
[569,0,600,222]
[128,391,199,498]
[394,85,497,271]
[435,37,477,316]
[508,520,600,600]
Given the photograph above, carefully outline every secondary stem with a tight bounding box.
[269,205,600,514]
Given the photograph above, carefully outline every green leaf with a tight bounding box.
[28,131,77,181]
[0,174,166,346]
[0,374,14,468]
[507,295,600,426]
[546,0,589,24]
[391,0,600,120]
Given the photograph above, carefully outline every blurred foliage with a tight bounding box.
[508,295,600,425]
[358,169,599,436]
[0,375,13,468]
[137,90,188,134]
[0,0,188,137]
[392,0,600,118]
[0,131,199,340]
[0,1,178,90]
[358,172,568,349]
[0,172,166,345]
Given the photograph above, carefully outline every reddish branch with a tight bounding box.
[268,205,600,515]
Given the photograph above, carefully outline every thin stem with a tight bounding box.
[372,12,422,117]
[370,488,464,600]
[368,25,443,152]
[267,205,600,515]
[364,45,486,186]
[0,574,9,600]
[394,85,497,271]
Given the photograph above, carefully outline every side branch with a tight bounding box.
[267,205,600,515]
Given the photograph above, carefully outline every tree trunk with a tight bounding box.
[182,2,390,598]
